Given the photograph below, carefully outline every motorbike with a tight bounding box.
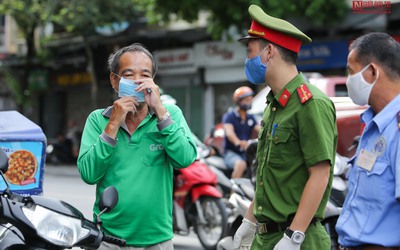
[321,136,360,250]
[216,178,254,250]
[322,152,349,250]
[0,149,126,249]
[198,130,255,199]
[173,159,228,250]
[196,142,233,199]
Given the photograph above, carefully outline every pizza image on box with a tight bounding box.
[5,150,38,185]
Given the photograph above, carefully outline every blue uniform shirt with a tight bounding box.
[222,108,258,155]
[336,94,400,247]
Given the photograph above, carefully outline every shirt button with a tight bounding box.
[266,132,270,138]
[260,181,264,187]
[272,107,276,112]
[258,206,262,211]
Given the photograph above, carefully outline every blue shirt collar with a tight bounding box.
[361,94,400,133]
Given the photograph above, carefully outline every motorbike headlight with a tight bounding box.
[22,205,90,247]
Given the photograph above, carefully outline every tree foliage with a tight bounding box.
[146,0,348,39]
[0,0,53,113]
[49,0,145,109]
[51,0,144,34]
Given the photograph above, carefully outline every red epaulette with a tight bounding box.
[278,88,291,107]
[297,83,313,104]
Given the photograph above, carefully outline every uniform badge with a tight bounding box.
[278,88,291,107]
[297,84,313,104]
[372,136,386,157]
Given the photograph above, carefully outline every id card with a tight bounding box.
[355,149,377,171]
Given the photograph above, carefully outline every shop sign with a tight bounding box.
[53,72,91,87]
[194,41,246,67]
[155,48,195,75]
[29,69,48,91]
[297,40,348,71]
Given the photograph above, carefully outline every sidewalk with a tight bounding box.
[44,163,80,177]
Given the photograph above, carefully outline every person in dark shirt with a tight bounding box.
[222,86,260,178]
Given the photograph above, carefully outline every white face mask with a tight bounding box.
[346,64,379,106]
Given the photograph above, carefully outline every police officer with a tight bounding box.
[336,33,400,250]
[233,5,338,250]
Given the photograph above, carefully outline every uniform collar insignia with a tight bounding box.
[278,88,291,107]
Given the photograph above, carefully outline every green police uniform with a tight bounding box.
[252,73,337,249]
[238,5,338,250]
[252,73,337,250]
[255,73,337,222]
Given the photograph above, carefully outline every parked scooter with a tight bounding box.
[216,178,254,250]
[322,152,349,250]
[173,159,228,250]
[199,131,255,199]
[321,136,360,250]
[0,149,125,249]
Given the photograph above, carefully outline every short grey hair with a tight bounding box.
[350,32,400,80]
[107,43,157,78]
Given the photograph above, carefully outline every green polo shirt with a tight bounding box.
[77,103,197,247]
[254,73,337,223]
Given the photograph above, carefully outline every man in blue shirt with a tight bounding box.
[336,32,400,249]
[222,86,260,178]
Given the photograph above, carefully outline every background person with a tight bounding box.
[77,43,197,249]
[222,86,261,179]
[65,119,81,160]
[336,32,400,250]
[233,5,337,250]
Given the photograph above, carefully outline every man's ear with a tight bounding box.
[368,63,380,84]
[110,72,118,89]
[370,63,378,76]
[265,43,275,62]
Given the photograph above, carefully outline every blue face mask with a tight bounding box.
[118,77,145,102]
[245,48,268,85]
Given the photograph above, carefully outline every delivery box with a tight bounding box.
[0,110,46,195]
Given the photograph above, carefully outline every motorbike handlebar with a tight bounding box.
[103,233,127,247]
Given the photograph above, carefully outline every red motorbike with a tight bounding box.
[173,160,228,250]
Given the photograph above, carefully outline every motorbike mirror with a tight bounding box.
[209,127,215,139]
[0,148,9,173]
[99,186,119,213]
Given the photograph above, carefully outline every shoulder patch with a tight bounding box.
[397,111,400,131]
[297,83,313,104]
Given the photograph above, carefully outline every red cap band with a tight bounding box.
[248,20,302,53]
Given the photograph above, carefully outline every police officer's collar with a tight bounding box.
[267,72,308,107]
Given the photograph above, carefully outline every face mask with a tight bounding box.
[346,64,379,106]
[118,77,145,102]
[245,48,268,85]
[239,103,252,111]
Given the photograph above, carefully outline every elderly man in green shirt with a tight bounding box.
[233,5,338,250]
[78,43,197,249]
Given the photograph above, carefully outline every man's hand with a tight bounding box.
[233,218,257,250]
[273,233,301,250]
